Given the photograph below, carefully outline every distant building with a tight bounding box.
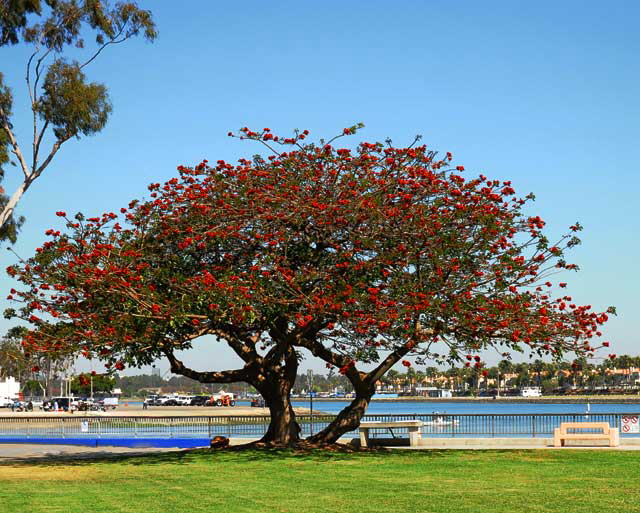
[428,389,453,398]
[0,377,20,406]
[606,367,640,388]
[415,386,453,398]
[519,386,542,397]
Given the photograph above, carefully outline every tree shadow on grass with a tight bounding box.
[0,443,455,468]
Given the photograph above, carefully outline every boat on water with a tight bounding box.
[423,412,460,427]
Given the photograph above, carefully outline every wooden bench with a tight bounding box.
[359,420,423,448]
[553,422,619,447]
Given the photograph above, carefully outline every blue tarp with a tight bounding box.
[0,437,210,448]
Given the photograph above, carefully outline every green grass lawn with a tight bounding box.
[1,448,638,513]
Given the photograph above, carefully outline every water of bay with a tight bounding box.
[291,399,640,415]
[124,399,640,416]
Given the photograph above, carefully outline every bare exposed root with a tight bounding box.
[210,439,387,453]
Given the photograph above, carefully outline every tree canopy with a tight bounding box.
[6,126,614,445]
[0,325,71,396]
[0,0,156,241]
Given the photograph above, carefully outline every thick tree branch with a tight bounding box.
[33,137,69,180]
[295,336,350,370]
[163,350,252,384]
[211,327,258,364]
[366,343,415,385]
[276,344,298,382]
[264,316,295,363]
[292,324,369,389]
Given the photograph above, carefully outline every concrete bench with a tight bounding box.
[359,420,423,448]
[553,422,619,447]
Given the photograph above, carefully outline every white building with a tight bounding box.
[519,386,542,397]
[415,386,453,398]
[0,377,20,406]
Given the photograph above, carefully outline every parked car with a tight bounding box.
[143,394,159,406]
[77,399,105,412]
[154,395,174,406]
[175,395,194,406]
[47,397,79,411]
[149,395,167,406]
[190,395,211,406]
[250,397,266,407]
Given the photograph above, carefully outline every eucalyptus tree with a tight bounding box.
[0,0,156,240]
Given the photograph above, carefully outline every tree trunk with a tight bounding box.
[253,344,301,446]
[258,379,301,445]
[306,387,373,445]
[0,179,29,231]
[163,338,302,446]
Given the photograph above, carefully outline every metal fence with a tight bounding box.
[360,412,640,438]
[0,412,638,440]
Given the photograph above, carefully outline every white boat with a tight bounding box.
[423,413,460,427]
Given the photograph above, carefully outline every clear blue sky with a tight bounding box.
[1,0,638,376]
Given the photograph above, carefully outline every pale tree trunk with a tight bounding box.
[0,110,65,233]
[0,180,29,229]
[0,107,30,229]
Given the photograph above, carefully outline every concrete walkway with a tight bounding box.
[0,443,183,462]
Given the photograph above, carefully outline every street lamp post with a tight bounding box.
[307,370,314,436]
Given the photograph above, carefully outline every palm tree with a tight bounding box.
[532,360,545,387]
[387,369,400,392]
[498,359,514,395]
[514,362,531,388]
[445,367,463,393]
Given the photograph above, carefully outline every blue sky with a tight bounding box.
[1,1,638,376]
